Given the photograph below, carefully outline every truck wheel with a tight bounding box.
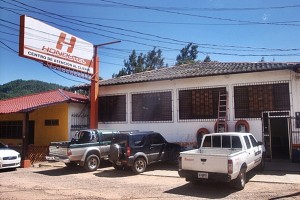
[84,154,100,172]
[168,149,180,165]
[131,157,146,174]
[233,168,246,190]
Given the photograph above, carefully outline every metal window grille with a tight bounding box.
[71,113,89,131]
[44,119,59,126]
[0,121,23,139]
[99,95,126,122]
[234,83,290,118]
[132,91,172,122]
[179,87,226,120]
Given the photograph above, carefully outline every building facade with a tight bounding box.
[0,89,89,146]
[98,62,300,160]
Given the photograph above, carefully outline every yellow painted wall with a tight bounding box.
[30,103,69,145]
[0,103,69,146]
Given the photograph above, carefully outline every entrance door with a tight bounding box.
[28,121,35,145]
[270,118,289,159]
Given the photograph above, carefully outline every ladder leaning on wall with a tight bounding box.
[216,92,228,133]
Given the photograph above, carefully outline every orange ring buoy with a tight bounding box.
[214,122,228,133]
[235,120,250,133]
[196,128,209,148]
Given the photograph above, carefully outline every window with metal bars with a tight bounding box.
[179,87,226,120]
[234,83,290,118]
[132,91,172,122]
[99,95,126,122]
[45,119,59,126]
[0,121,22,139]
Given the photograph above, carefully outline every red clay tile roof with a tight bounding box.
[0,89,89,114]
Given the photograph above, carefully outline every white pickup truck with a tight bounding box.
[178,132,265,190]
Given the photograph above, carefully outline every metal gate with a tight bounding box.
[290,116,300,149]
[262,111,291,160]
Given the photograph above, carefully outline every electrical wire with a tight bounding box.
[1,1,299,53]
[34,0,300,12]
[96,0,300,26]
[1,0,299,66]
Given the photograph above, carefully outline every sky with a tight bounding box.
[0,0,299,87]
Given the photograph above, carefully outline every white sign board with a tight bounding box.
[19,15,94,75]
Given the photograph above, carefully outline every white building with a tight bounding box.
[98,62,300,160]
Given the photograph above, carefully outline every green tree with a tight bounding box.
[176,43,198,65]
[112,48,166,78]
[203,55,211,62]
[145,48,164,70]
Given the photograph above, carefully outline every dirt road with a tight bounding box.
[0,163,299,200]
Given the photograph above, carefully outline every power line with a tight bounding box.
[2,1,299,53]
[1,0,299,62]
[45,65,89,84]
[35,0,300,12]
[4,3,299,26]
[4,0,300,54]
[0,39,91,84]
[0,4,186,49]
[1,14,299,58]
[96,0,300,26]
[0,40,18,53]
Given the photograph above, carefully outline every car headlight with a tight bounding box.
[18,153,21,158]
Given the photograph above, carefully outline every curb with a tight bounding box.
[33,161,65,168]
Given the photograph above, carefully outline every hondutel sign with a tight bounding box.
[19,15,94,75]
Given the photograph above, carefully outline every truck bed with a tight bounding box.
[180,148,242,173]
[48,141,70,157]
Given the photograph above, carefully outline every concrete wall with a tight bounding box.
[68,103,89,140]
[98,69,299,146]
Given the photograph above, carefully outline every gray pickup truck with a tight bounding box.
[47,129,119,171]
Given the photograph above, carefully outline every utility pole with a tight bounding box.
[90,41,121,129]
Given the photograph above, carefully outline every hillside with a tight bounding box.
[0,79,68,100]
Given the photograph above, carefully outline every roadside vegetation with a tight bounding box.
[0,79,67,100]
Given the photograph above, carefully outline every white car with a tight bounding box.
[0,142,21,170]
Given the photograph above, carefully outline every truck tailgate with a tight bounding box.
[49,141,69,156]
[180,149,229,174]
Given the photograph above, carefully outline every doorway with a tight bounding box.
[28,121,35,145]
[270,118,289,159]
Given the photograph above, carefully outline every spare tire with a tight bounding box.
[110,143,121,162]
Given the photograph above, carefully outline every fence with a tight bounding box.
[9,145,49,164]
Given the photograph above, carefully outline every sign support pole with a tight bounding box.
[90,41,120,129]
[90,47,99,129]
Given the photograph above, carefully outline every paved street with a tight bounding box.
[0,160,299,200]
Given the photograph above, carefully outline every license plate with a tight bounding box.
[45,156,55,161]
[198,172,208,179]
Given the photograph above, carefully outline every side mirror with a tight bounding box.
[257,141,263,145]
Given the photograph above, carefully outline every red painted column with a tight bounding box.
[90,47,99,129]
